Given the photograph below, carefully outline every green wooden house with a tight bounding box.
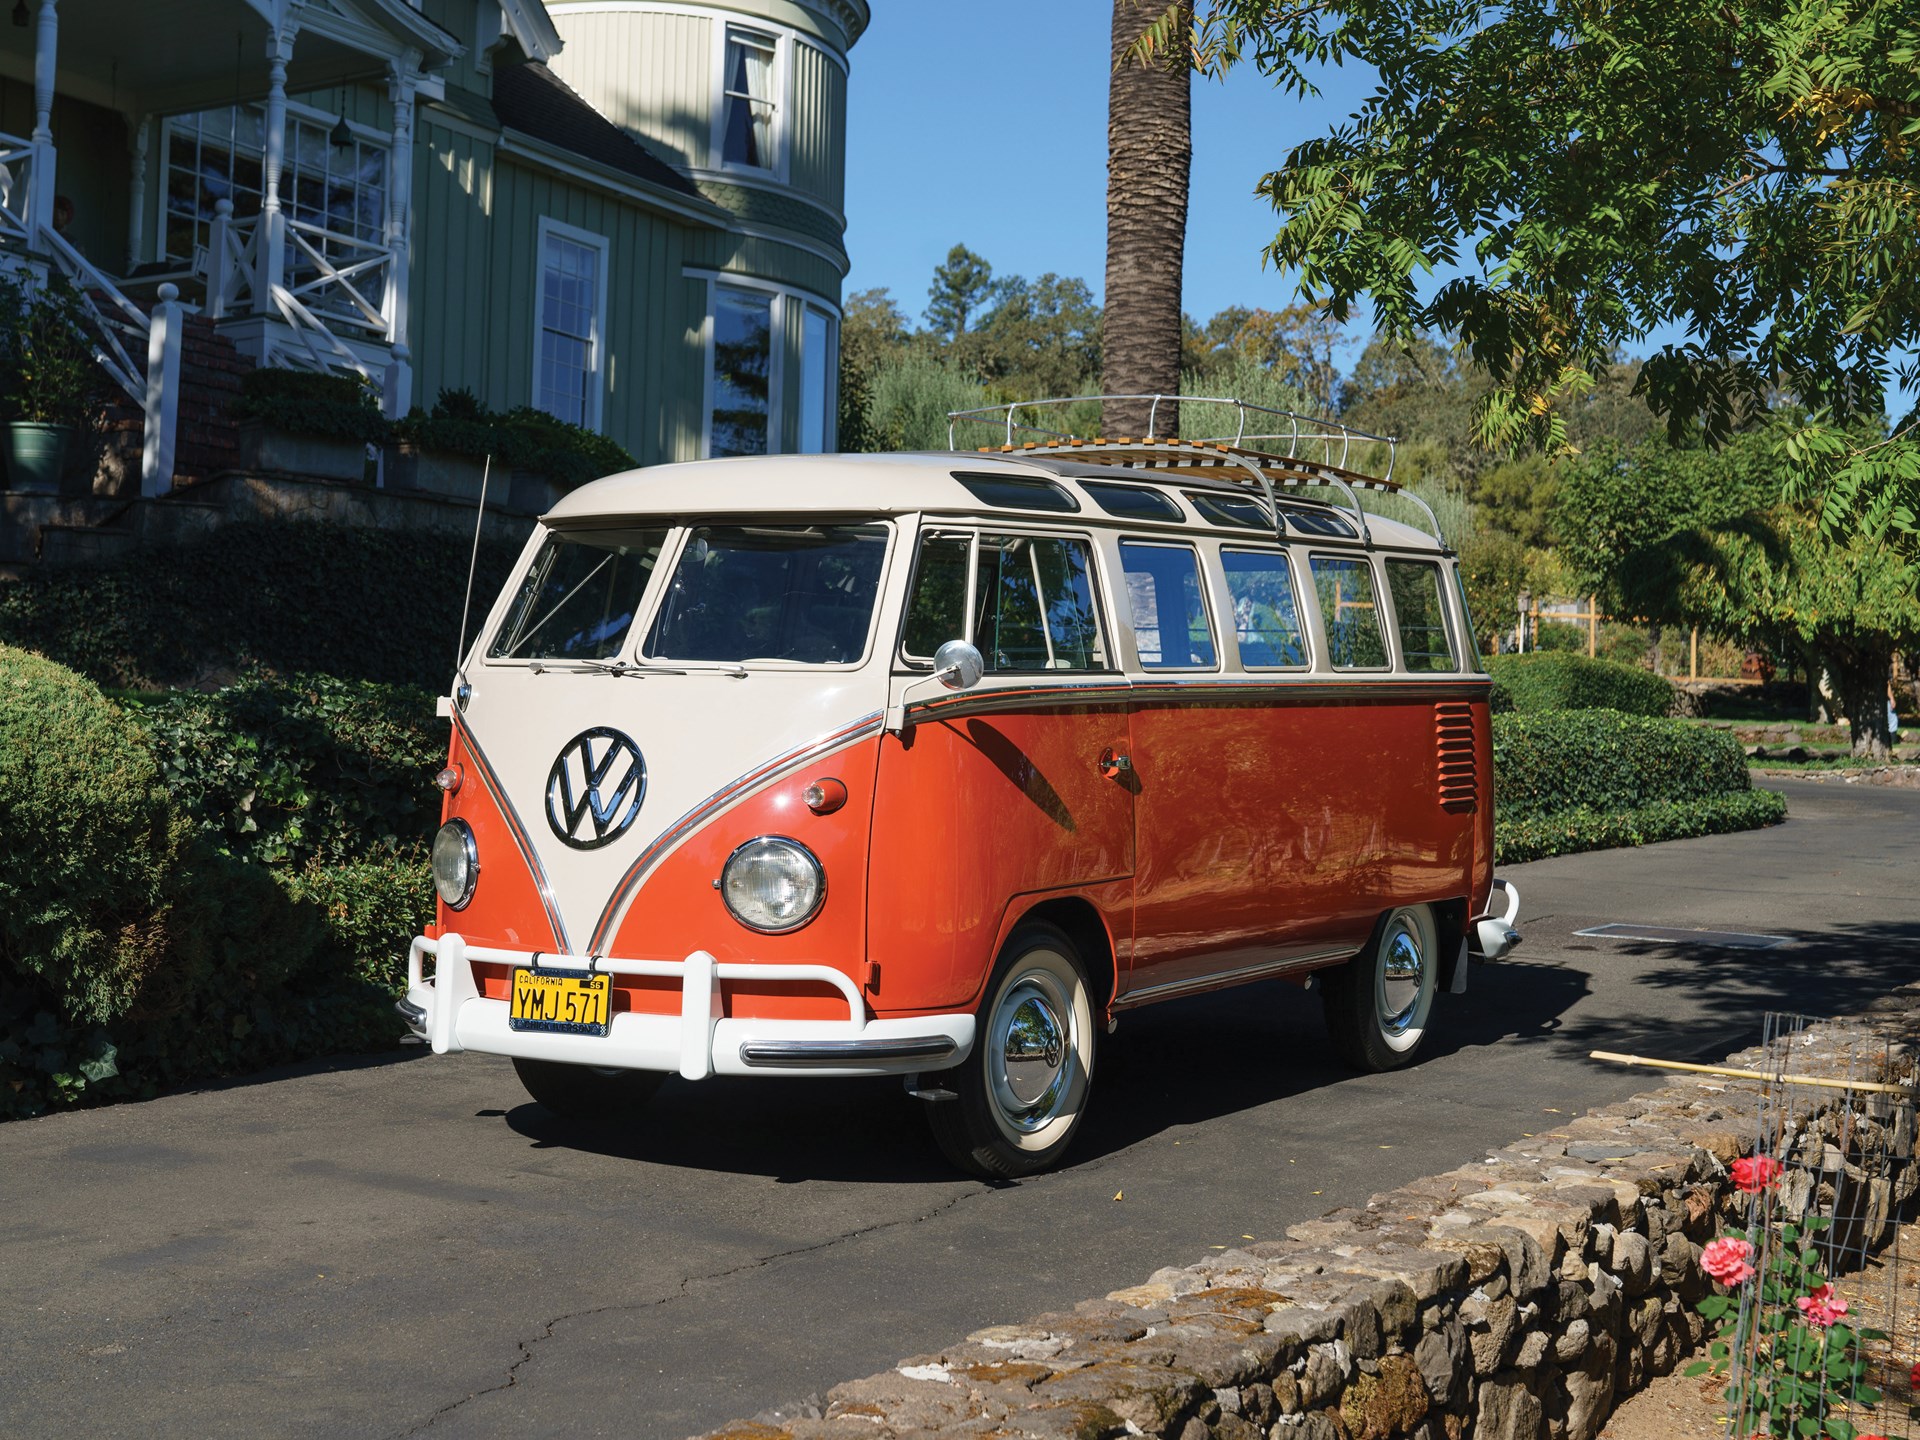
[0,0,864,493]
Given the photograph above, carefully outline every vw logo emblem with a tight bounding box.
[545,727,646,850]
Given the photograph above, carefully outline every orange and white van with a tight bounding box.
[402,402,1521,1176]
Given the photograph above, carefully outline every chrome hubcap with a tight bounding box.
[1380,925,1425,1035]
[990,976,1070,1132]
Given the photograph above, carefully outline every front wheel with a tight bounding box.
[512,1057,665,1119]
[928,922,1097,1179]
[1321,905,1440,1072]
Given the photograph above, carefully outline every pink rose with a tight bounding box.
[1701,1236,1757,1286]
[1795,1284,1848,1328]
[1731,1155,1784,1193]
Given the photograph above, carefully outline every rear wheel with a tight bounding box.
[1322,905,1439,1072]
[929,922,1096,1179]
[511,1057,665,1119]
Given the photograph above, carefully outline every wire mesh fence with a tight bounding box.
[1710,1013,1918,1439]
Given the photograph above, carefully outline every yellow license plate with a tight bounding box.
[508,967,611,1036]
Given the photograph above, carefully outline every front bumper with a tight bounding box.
[399,934,975,1080]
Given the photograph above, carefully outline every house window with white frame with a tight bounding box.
[799,303,837,453]
[710,284,774,457]
[165,106,387,309]
[536,222,607,431]
[720,26,778,170]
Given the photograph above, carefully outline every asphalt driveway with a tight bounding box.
[5,775,1918,1439]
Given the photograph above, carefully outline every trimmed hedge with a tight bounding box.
[1492,708,1784,863]
[1487,652,1675,717]
[1,653,441,1118]
[1492,708,1752,819]
[0,648,181,1028]
[0,521,523,691]
[1496,790,1788,864]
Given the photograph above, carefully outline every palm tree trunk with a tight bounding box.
[1103,0,1192,441]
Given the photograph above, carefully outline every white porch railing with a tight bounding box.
[0,125,184,496]
[207,200,409,415]
[0,132,35,245]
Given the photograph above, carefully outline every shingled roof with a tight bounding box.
[491,60,703,200]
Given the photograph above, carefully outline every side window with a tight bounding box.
[1386,559,1457,672]
[1310,555,1389,669]
[973,534,1107,673]
[1120,541,1216,669]
[1449,564,1480,663]
[902,533,971,659]
[1221,548,1308,668]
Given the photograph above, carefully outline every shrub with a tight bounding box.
[0,652,421,1118]
[393,390,635,489]
[0,521,524,690]
[286,858,434,994]
[130,674,445,870]
[1495,790,1787,864]
[1486,651,1675,717]
[1493,708,1751,821]
[0,647,181,1027]
[232,366,389,446]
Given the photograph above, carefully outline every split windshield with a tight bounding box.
[646,524,889,665]
[488,527,669,661]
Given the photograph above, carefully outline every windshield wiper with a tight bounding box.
[528,658,746,678]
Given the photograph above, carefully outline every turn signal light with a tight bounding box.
[803,777,847,814]
[434,765,463,794]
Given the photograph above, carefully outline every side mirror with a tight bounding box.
[931,639,984,691]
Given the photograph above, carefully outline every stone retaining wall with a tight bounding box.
[700,990,1920,1440]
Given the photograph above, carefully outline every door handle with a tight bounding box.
[1098,748,1132,780]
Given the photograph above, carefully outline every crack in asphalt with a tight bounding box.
[383,1179,999,1438]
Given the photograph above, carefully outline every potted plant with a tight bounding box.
[387,388,495,501]
[495,405,636,513]
[231,366,388,483]
[0,274,105,494]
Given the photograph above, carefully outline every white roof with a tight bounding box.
[543,451,1444,551]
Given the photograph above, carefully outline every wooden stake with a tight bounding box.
[1590,1050,1914,1096]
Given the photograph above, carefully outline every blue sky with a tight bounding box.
[841,1,1369,343]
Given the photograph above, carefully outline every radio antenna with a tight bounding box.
[453,451,494,688]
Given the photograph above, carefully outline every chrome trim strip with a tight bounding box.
[1113,946,1355,1009]
[587,711,886,951]
[739,1036,958,1068]
[907,677,1491,724]
[452,712,574,954]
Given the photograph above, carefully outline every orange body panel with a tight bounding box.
[435,689,1493,1026]
[433,725,563,954]
[1127,691,1479,991]
[599,737,886,1022]
[865,703,1134,1014]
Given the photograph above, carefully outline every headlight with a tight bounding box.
[432,820,479,909]
[721,836,825,933]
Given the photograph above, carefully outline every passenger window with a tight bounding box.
[1221,549,1308,668]
[901,533,971,659]
[973,534,1107,672]
[1310,555,1389,669]
[489,527,669,662]
[1386,559,1457,672]
[1120,542,1215,669]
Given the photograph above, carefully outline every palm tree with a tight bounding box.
[1103,0,1192,440]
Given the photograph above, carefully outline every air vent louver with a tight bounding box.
[1435,702,1477,812]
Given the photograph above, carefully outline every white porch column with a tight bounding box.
[254,25,295,315]
[126,115,149,269]
[383,55,419,354]
[28,0,57,240]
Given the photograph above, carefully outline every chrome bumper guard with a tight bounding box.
[399,934,975,1080]
[1468,878,1522,962]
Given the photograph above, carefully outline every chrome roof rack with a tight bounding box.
[945,394,1442,547]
